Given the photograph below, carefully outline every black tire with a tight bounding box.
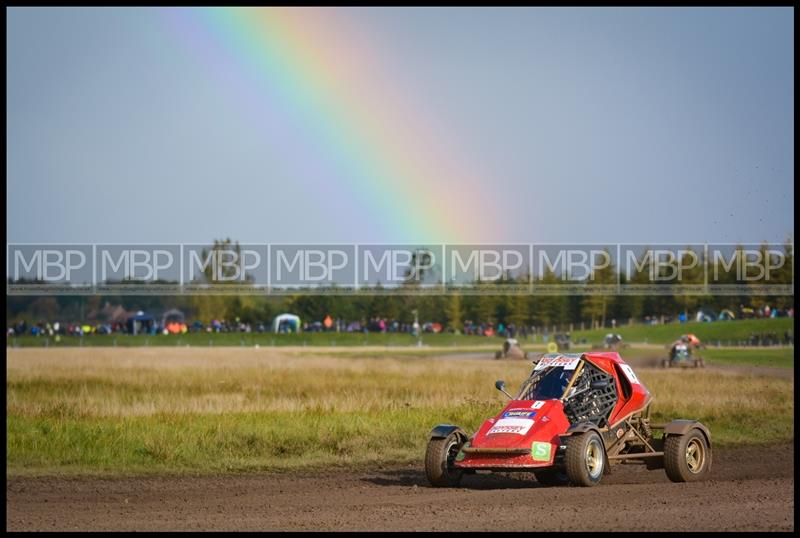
[663,429,712,482]
[533,469,570,487]
[565,432,606,486]
[494,351,502,360]
[425,432,465,487]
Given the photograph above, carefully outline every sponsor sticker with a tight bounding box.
[534,355,581,371]
[531,401,546,409]
[619,364,640,385]
[531,442,552,462]
[503,409,536,418]
[487,418,534,436]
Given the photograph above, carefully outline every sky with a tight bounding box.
[6,7,794,246]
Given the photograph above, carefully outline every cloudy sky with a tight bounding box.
[6,7,794,245]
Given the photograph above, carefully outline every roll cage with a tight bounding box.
[516,355,618,427]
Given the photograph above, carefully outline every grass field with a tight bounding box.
[699,347,794,368]
[7,317,793,349]
[307,343,795,369]
[6,347,793,476]
[7,331,496,348]
[570,317,794,345]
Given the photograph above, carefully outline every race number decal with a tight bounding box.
[531,401,546,409]
[487,418,534,436]
[535,355,580,371]
[619,364,640,385]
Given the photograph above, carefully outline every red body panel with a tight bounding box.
[455,399,571,468]
[581,352,651,426]
[455,352,651,470]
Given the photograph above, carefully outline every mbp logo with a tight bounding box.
[359,246,442,286]
[709,245,787,282]
[446,245,527,284]
[184,244,267,284]
[271,246,355,286]
[98,247,178,282]
[621,246,704,283]
[533,246,616,282]
[9,245,91,283]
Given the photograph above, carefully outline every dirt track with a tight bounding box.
[7,443,793,531]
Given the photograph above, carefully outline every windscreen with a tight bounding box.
[516,366,575,400]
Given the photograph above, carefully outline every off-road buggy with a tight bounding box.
[425,352,712,487]
[662,337,705,368]
[494,338,528,360]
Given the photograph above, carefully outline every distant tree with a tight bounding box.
[445,293,462,331]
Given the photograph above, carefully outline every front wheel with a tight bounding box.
[425,432,465,487]
[565,432,606,486]
[663,429,712,482]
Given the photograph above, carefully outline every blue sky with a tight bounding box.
[6,7,794,245]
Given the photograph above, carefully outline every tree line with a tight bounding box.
[7,241,793,330]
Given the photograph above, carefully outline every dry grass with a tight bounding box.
[7,348,529,416]
[6,348,793,475]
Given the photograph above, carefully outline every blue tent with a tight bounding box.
[127,311,155,335]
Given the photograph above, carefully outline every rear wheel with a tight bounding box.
[663,429,711,482]
[533,469,569,487]
[425,432,465,487]
[565,432,605,486]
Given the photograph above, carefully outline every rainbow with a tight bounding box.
[164,7,499,243]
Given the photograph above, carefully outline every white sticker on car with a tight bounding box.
[619,364,640,385]
[531,400,546,409]
[534,356,580,371]
[487,418,534,436]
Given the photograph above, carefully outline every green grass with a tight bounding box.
[701,348,794,369]
[571,317,794,345]
[6,407,498,476]
[9,317,793,348]
[6,331,498,348]
[569,345,794,369]
[6,347,794,476]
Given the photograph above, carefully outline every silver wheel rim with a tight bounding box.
[686,438,705,473]
[445,439,461,470]
[586,438,603,479]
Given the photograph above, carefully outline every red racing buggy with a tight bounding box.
[425,352,712,487]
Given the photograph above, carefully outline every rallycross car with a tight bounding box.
[494,338,528,360]
[425,352,712,487]
[662,335,705,368]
